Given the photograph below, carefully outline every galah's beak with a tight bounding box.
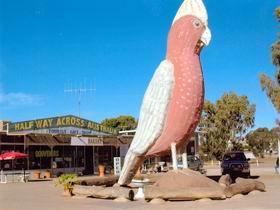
[172,0,211,46]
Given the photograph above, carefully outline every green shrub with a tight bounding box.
[55,173,77,191]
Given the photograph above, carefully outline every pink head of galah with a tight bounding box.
[173,0,211,47]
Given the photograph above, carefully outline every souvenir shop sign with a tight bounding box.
[71,136,104,146]
[35,150,59,158]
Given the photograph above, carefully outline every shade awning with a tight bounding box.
[26,134,71,145]
[25,133,132,147]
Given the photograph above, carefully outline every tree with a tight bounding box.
[200,92,255,160]
[101,115,137,131]
[260,8,280,113]
[231,142,244,152]
[246,128,276,157]
[200,101,228,160]
[271,127,280,150]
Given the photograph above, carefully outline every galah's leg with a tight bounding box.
[278,139,280,174]
[171,142,178,170]
[182,144,188,169]
[118,150,144,186]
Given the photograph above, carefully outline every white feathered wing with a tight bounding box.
[118,60,174,185]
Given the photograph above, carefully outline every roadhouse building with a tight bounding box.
[0,115,201,177]
[0,115,131,176]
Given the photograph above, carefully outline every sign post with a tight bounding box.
[114,157,122,176]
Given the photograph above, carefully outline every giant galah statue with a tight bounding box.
[118,0,211,186]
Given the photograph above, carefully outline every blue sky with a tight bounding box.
[0,0,279,129]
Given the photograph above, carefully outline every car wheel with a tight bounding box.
[244,172,250,178]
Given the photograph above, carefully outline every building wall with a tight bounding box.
[0,133,121,176]
[0,121,9,132]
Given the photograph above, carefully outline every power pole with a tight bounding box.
[64,80,95,117]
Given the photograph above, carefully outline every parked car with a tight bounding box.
[221,151,250,178]
[178,155,205,174]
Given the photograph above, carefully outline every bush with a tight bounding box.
[55,173,77,192]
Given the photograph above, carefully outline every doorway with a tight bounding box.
[84,146,94,175]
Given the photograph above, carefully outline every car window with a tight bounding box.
[223,153,246,161]
[187,156,195,162]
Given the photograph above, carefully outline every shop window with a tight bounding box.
[63,146,75,168]
[77,146,85,167]
[97,146,113,167]
[52,146,75,169]
[40,146,52,169]
[27,145,52,170]
[53,146,64,169]
[14,159,26,170]
[28,146,41,169]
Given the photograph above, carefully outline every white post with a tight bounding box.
[0,170,3,183]
[0,170,7,184]
[171,143,178,170]
[182,144,188,169]
[278,139,280,174]
[6,123,9,135]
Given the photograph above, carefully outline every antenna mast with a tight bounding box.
[64,80,96,117]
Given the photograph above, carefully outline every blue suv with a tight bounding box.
[221,151,250,178]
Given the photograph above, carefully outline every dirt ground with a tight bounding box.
[0,157,279,210]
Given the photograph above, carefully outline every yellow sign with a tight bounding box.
[35,150,59,158]
[9,115,118,135]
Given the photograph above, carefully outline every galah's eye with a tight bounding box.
[193,19,201,28]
